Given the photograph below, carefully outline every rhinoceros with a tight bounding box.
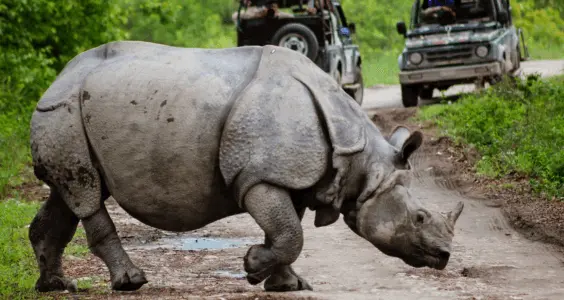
[28,40,464,293]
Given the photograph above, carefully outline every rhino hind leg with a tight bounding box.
[29,187,79,292]
[263,206,313,292]
[32,161,147,292]
[242,183,308,289]
[81,202,148,291]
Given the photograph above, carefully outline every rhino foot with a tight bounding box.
[243,184,305,287]
[264,265,313,292]
[244,244,276,285]
[111,267,148,291]
[35,275,78,293]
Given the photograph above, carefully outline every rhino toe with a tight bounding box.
[264,265,313,292]
[111,267,148,291]
[244,244,277,285]
[35,275,77,293]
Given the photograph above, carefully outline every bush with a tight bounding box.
[418,75,564,198]
[0,0,129,197]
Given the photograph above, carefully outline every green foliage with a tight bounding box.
[418,75,564,198]
[0,0,129,197]
[1,0,564,197]
[0,199,89,298]
[0,0,129,102]
[340,0,411,56]
[511,0,564,59]
[120,0,237,49]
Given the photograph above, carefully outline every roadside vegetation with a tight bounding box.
[417,74,564,199]
[0,199,89,298]
[0,0,563,298]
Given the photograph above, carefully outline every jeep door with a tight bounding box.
[324,7,347,84]
[335,3,360,85]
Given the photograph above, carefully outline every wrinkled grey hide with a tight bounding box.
[29,41,464,293]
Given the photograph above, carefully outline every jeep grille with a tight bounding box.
[425,46,474,66]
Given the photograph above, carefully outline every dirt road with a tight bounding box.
[64,60,564,300]
[84,152,564,300]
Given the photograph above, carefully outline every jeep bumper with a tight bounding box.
[399,62,502,85]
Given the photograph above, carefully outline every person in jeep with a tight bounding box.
[231,0,295,24]
[232,0,318,24]
[420,0,493,26]
[420,0,457,25]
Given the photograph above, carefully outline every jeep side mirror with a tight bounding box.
[396,21,407,37]
[348,22,356,34]
[498,11,509,24]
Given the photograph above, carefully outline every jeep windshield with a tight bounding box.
[410,0,496,35]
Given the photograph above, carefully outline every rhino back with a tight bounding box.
[80,41,263,230]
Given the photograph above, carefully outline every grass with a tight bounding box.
[363,51,401,86]
[417,74,564,199]
[529,44,564,60]
[0,197,90,299]
[0,110,33,198]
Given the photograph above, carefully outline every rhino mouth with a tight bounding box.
[403,249,450,270]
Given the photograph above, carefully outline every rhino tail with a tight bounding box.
[30,44,116,219]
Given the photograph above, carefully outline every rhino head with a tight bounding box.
[338,126,464,270]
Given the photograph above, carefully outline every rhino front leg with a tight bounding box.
[243,183,305,288]
[264,206,313,291]
[81,204,148,291]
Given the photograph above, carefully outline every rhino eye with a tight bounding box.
[415,211,426,224]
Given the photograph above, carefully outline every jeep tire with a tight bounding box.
[345,66,364,106]
[401,84,420,107]
[271,23,319,61]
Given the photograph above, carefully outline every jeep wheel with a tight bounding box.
[401,84,420,107]
[345,67,364,106]
[271,23,319,61]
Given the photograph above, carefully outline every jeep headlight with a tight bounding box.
[409,52,423,65]
[475,45,489,58]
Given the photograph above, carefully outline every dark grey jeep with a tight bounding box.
[234,0,364,105]
[395,0,529,107]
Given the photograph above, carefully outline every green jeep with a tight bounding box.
[395,0,529,107]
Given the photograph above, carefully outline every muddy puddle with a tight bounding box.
[125,234,261,252]
[172,237,258,251]
[210,270,246,279]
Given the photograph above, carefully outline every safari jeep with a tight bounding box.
[234,0,364,105]
[395,0,529,107]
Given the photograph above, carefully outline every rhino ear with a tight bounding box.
[388,126,411,149]
[447,201,464,225]
[388,126,423,168]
